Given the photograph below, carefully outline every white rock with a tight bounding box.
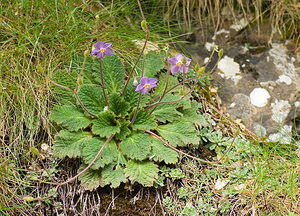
[230,18,249,31]
[249,88,271,107]
[268,125,292,144]
[218,56,242,85]
[215,178,229,190]
[205,42,215,52]
[271,100,291,123]
[276,74,292,85]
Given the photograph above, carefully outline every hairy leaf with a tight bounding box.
[102,163,127,188]
[50,105,92,131]
[53,130,92,159]
[109,93,130,117]
[97,54,125,93]
[157,121,199,147]
[115,121,131,140]
[77,84,106,116]
[125,160,158,187]
[92,111,121,138]
[120,132,152,160]
[178,101,208,127]
[136,51,163,78]
[82,137,118,169]
[78,164,105,191]
[149,137,178,164]
[131,109,157,131]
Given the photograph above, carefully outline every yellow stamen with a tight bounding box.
[100,48,106,53]
[144,84,150,90]
[176,61,182,68]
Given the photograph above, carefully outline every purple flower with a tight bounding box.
[91,41,113,59]
[135,77,158,95]
[168,53,192,75]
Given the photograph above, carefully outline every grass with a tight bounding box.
[0,0,299,215]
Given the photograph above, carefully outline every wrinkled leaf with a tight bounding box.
[82,137,118,169]
[136,51,164,78]
[53,130,92,159]
[92,111,121,138]
[149,137,178,164]
[78,164,105,191]
[120,131,152,160]
[131,109,157,131]
[102,163,127,188]
[109,93,130,117]
[50,105,91,131]
[125,160,158,187]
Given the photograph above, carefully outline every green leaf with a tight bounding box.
[154,72,181,96]
[115,121,131,140]
[53,130,92,159]
[102,163,127,188]
[70,55,99,85]
[98,54,125,93]
[124,79,150,108]
[151,94,184,123]
[157,121,199,147]
[125,160,158,187]
[131,109,157,131]
[109,93,130,117]
[78,164,105,191]
[178,101,208,127]
[136,51,163,78]
[92,111,121,138]
[51,69,77,105]
[77,84,106,116]
[50,105,92,131]
[149,137,178,164]
[82,137,118,169]
[120,131,152,160]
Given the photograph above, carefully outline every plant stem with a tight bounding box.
[99,58,110,107]
[48,78,97,117]
[121,0,149,96]
[129,92,142,127]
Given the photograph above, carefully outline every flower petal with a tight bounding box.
[141,88,148,95]
[91,48,99,55]
[97,52,104,59]
[104,48,113,56]
[95,41,104,49]
[139,77,149,85]
[135,84,144,92]
[168,57,178,65]
[175,53,183,60]
[171,65,179,75]
[149,78,158,85]
[103,43,112,49]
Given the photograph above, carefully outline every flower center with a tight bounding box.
[100,48,106,53]
[176,61,182,68]
[144,84,150,90]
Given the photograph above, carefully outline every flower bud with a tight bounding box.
[95,15,99,20]
[84,49,90,57]
[133,78,138,86]
[179,88,184,95]
[141,20,146,30]
[182,56,187,64]
[196,66,205,76]
[30,147,39,156]
[23,196,34,202]
[214,45,219,51]
[218,49,223,58]
[77,75,83,86]
[103,106,108,112]
[194,63,200,72]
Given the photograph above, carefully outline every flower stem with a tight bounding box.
[121,0,149,96]
[99,58,110,107]
[129,92,142,127]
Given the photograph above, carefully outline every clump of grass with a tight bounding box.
[159,0,299,43]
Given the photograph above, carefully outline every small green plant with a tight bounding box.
[42,0,223,193]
